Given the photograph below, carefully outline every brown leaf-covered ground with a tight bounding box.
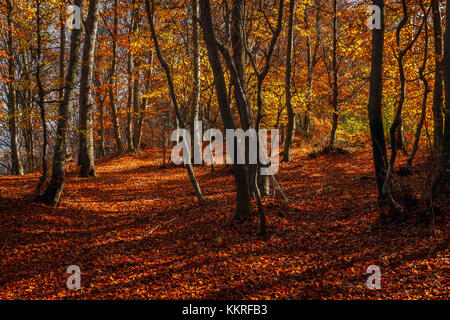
[0,145,448,299]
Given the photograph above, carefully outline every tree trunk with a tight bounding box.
[109,0,124,155]
[145,0,204,204]
[20,52,35,173]
[6,0,23,175]
[303,1,320,134]
[198,0,252,216]
[134,59,153,151]
[383,0,425,196]
[59,6,66,102]
[329,0,339,151]
[442,0,450,166]
[190,0,201,142]
[132,60,141,151]
[283,0,296,162]
[126,53,134,151]
[367,0,388,199]
[79,0,100,177]
[231,0,251,131]
[407,17,429,169]
[431,0,444,152]
[41,0,83,206]
[132,6,146,152]
[247,0,284,204]
[35,0,48,188]
[93,74,106,157]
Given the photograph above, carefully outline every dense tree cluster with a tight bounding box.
[0,0,448,229]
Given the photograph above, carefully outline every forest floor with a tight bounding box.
[0,144,448,299]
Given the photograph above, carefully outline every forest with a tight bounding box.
[0,0,448,300]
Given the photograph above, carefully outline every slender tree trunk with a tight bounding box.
[383,0,425,196]
[283,0,296,162]
[231,0,251,130]
[145,0,204,204]
[35,1,48,188]
[190,0,201,146]
[329,0,339,150]
[99,103,105,157]
[134,56,153,151]
[407,20,429,169]
[24,115,34,173]
[132,57,141,150]
[109,0,124,155]
[248,0,284,204]
[303,1,320,134]
[132,5,146,152]
[93,74,106,157]
[431,0,444,152]
[6,0,23,175]
[367,0,388,199]
[20,52,35,172]
[442,0,450,166]
[79,0,100,177]
[198,0,254,216]
[41,0,83,206]
[59,6,66,102]
[126,54,134,151]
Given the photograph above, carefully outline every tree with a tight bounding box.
[5,0,23,175]
[109,0,124,155]
[198,0,253,219]
[367,0,387,199]
[382,0,426,198]
[407,2,430,169]
[282,0,296,162]
[35,0,49,189]
[328,0,339,150]
[79,0,101,177]
[41,0,83,206]
[431,0,444,152]
[442,0,450,166]
[145,0,204,204]
[189,0,201,145]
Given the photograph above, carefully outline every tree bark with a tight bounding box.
[6,0,23,175]
[283,0,296,162]
[190,0,201,141]
[231,0,251,130]
[407,16,429,169]
[383,0,426,196]
[79,0,100,177]
[431,0,444,152]
[126,53,134,151]
[41,0,83,206]
[35,0,49,190]
[134,53,154,151]
[145,0,204,204]
[93,73,106,157]
[109,0,124,155]
[442,0,450,166]
[303,1,320,134]
[328,0,339,150]
[367,0,388,199]
[198,0,253,217]
[132,58,141,151]
[20,53,35,173]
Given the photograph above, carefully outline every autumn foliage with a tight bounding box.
[0,0,449,300]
